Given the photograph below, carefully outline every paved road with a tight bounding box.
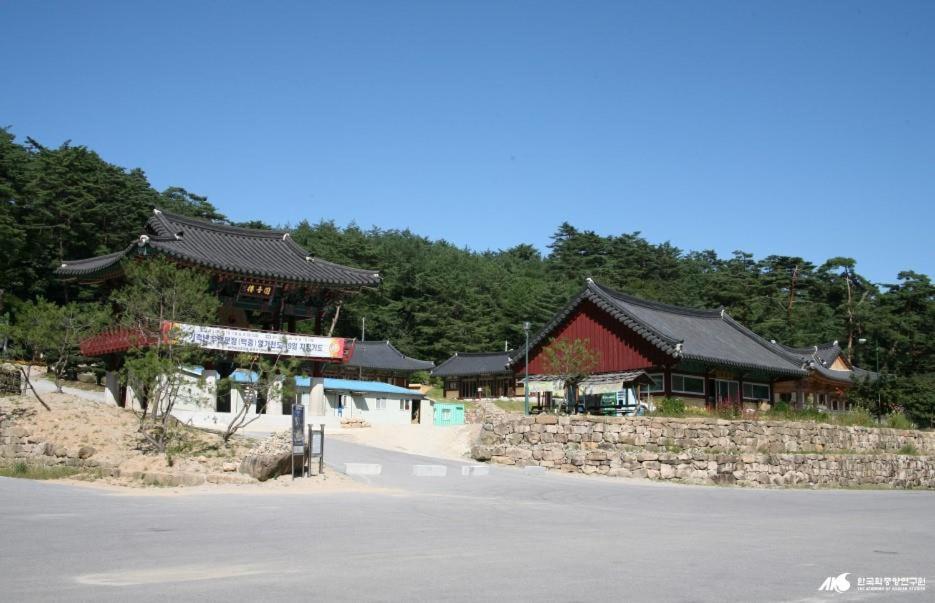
[27,374,107,404]
[1,440,932,602]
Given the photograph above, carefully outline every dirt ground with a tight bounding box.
[0,387,368,496]
[2,390,256,470]
[330,423,481,460]
[1,384,474,493]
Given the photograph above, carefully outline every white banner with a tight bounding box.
[165,322,347,359]
[527,380,564,394]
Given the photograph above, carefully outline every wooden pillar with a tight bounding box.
[663,366,672,398]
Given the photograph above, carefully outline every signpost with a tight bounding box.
[307,424,325,476]
[291,404,305,479]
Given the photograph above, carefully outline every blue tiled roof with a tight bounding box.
[293,376,422,397]
[230,369,259,383]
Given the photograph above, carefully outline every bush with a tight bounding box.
[683,405,710,417]
[654,397,686,417]
[833,408,876,427]
[897,443,919,455]
[885,413,915,430]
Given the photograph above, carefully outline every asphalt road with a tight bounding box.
[1,439,932,602]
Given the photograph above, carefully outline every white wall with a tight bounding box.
[173,371,218,412]
[172,409,343,432]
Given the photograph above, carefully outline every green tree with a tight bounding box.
[111,258,219,453]
[11,298,110,393]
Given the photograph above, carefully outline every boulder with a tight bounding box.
[78,446,96,460]
[239,451,291,481]
[77,372,97,385]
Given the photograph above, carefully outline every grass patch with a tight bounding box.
[897,443,919,456]
[0,462,83,480]
[493,399,529,413]
[426,385,444,401]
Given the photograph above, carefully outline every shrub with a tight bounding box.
[897,442,919,455]
[654,397,686,417]
[683,405,710,417]
[885,413,915,430]
[833,408,876,427]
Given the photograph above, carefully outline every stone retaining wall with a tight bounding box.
[472,415,935,488]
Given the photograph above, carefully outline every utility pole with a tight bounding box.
[523,321,530,416]
[361,317,366,342]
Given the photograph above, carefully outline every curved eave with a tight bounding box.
[55,247,133,281]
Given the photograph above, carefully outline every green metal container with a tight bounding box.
[433,402,465,426]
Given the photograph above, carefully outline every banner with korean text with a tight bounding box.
[163,322,347,360]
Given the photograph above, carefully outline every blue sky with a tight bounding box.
[2,1,932,284]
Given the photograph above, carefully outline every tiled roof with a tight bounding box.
[769,341,878,383]
[55,247,134,277]
[773,341,843,367]
[515,280,806,378]
[345,341,434,372]
[57,209,381,287]
[431,351,513,377]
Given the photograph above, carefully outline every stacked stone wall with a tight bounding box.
[472,415,935,488]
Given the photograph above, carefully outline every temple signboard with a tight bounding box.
[164,321,346,360]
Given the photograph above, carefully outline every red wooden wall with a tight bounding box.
[517,300,670,375]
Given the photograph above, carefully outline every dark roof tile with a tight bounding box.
[346,341,434,372]
[432,351,513,377]
[57,209,381,287]
[515,280,806,378]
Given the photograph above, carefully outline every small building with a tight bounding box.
[769,341,877,411]
[432,351,520,400]
[325,340,434,387]
[296,376,428,425]
[170,369,428,429]
[433,403,465,426]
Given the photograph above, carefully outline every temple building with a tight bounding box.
[324,340,434,387]
[57,209,381,423]
[769,341,877,411]
[510,279,874,411]
[432,351,521,400]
